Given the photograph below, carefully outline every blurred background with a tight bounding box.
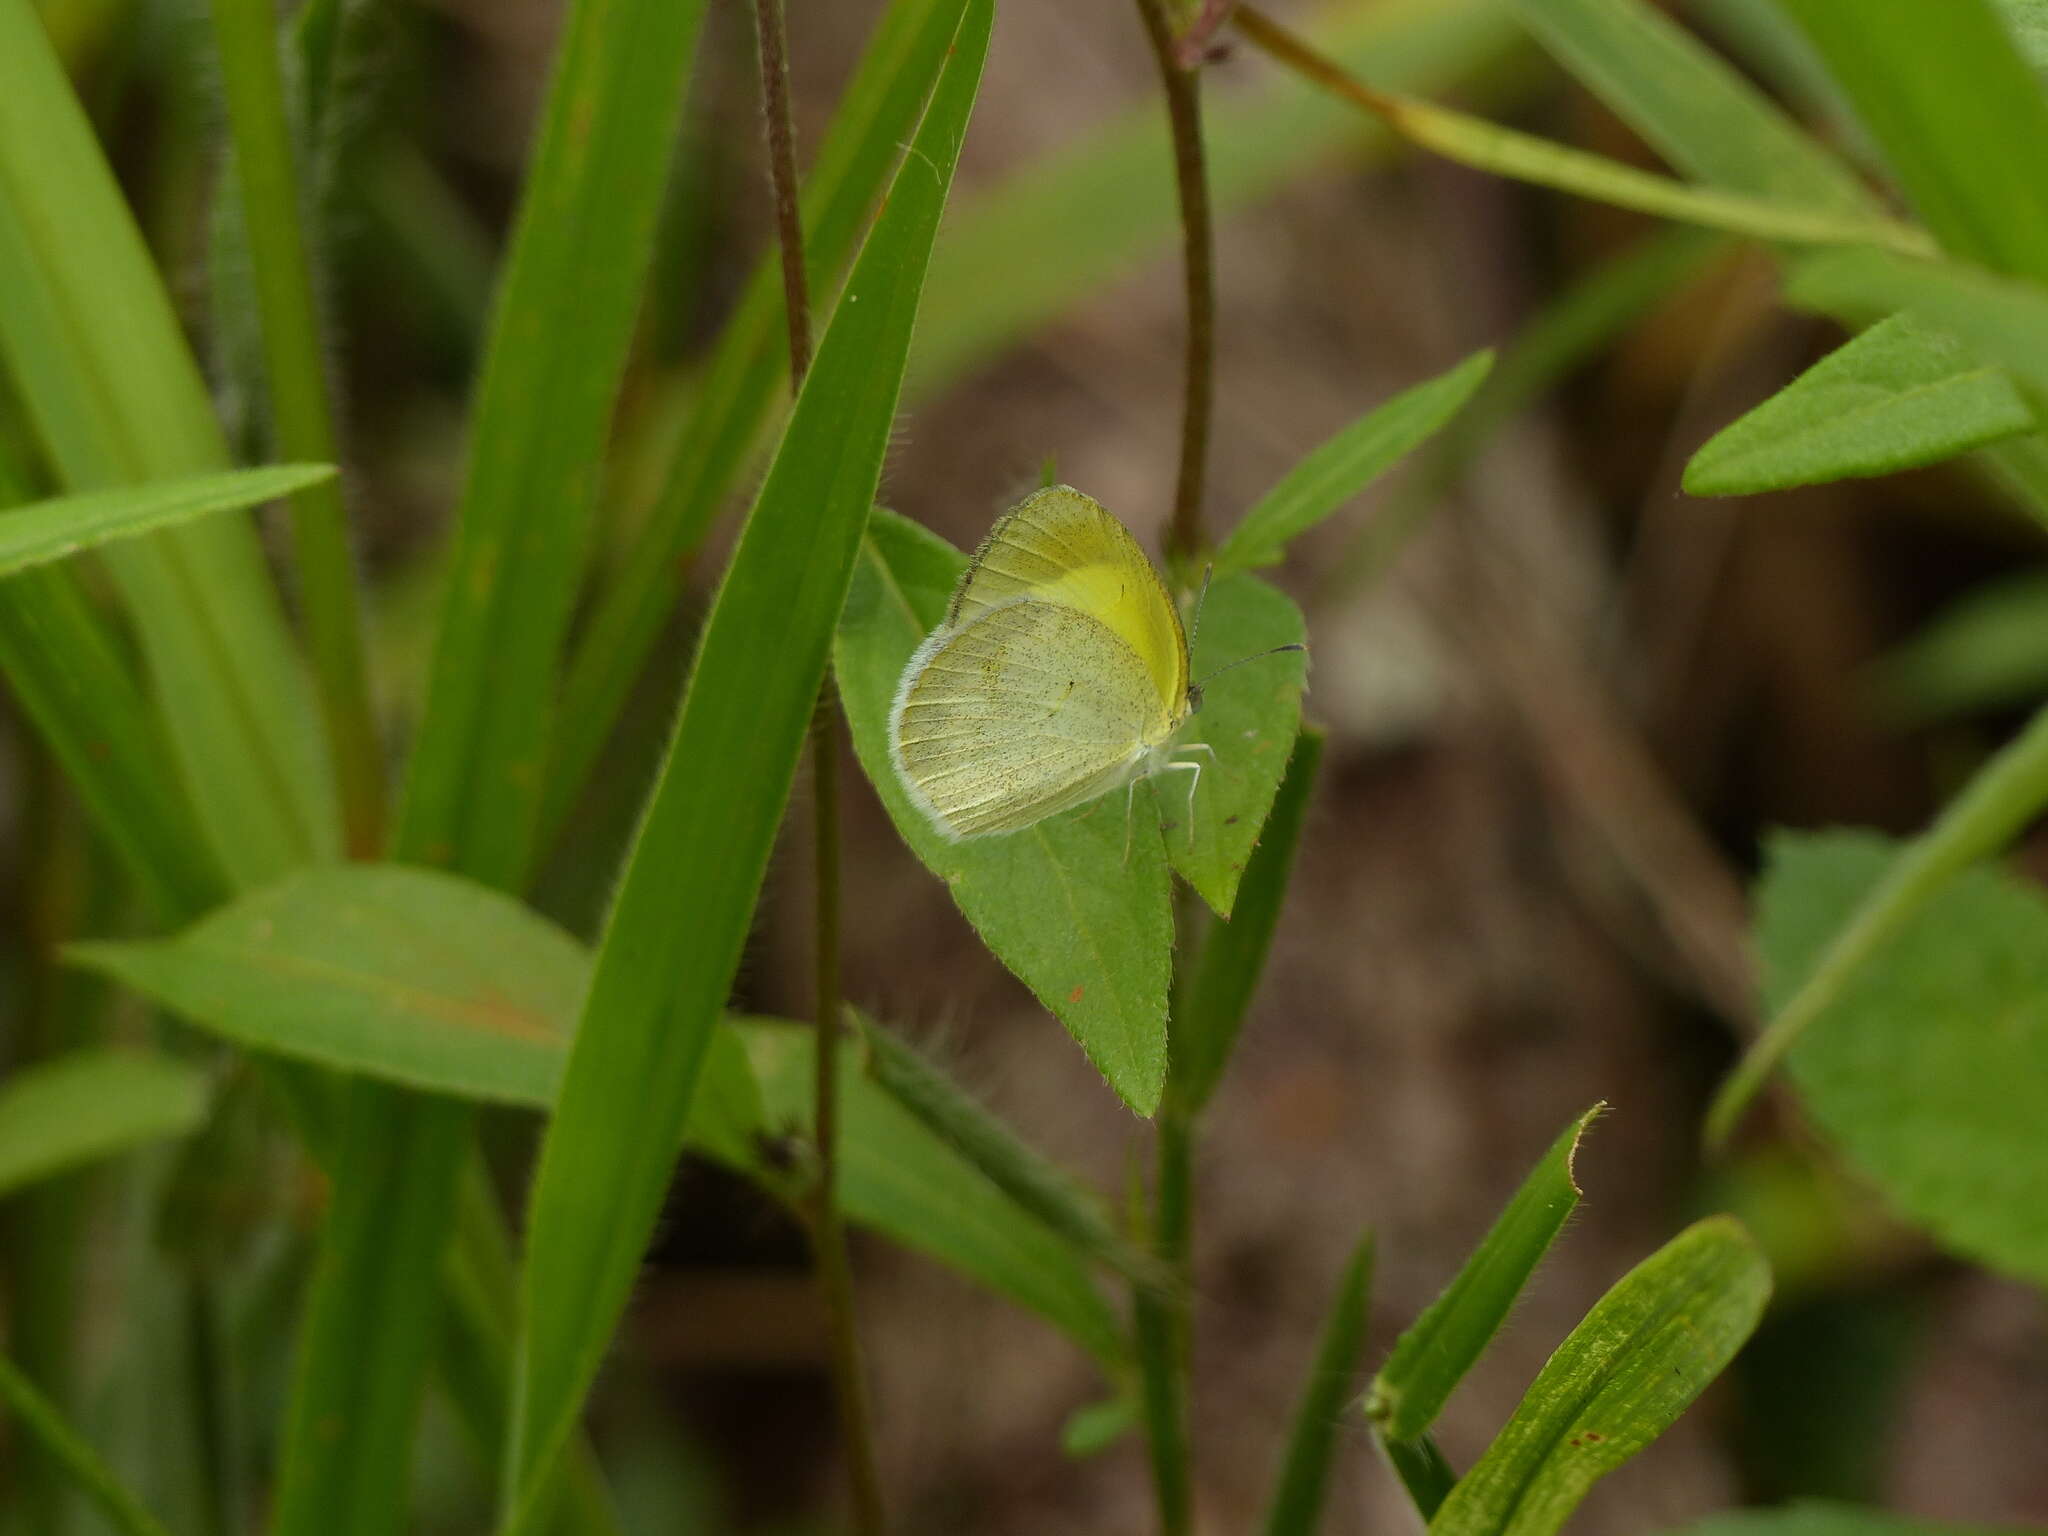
[8,0,2048,1531]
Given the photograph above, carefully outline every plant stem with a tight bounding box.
[1136,0,1216,563]
[209,0,386,856]
[749,0,882,1529]
[1135,1106,1194,1536]
[0,1353,175,1536]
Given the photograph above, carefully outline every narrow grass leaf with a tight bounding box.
[506,9,993,1516]
[1707,659,2048,1148]
[1867,570,2048,726]
[0,0,339,885]
[1217,352,1493,574]
[700,1020,1127,1368]
[1062,1396,1139,1458]
[1172,727,1323,1112]
[1428,1216,1771,1536]
[0,465,335,576]
[544,0,971,845]
[1367,1105,1601,1442]
[1381,1435,1459,1523]
[1510,0,1877,213]
[1684,314,2035,495]
[1775,0,2048,284]
[1224,19,1925,260]
[209,0,385,853]
[1673,1504,2035,1536]
[1261,1234,1374,1536]
[863,1019,1161,1288]
[0,1048,209,1197]
[1786,250,2048,402]
[1170,574,1309,916]
[0,568,229,920]
[0,1354,174,1536]
[396,0,708,888]
[67,865,587,1107]
[1759,831,2048,1286]
[837,510,1171,1112]
[912,0,1523,393]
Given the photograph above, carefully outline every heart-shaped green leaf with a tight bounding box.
[837,510,1172,1114]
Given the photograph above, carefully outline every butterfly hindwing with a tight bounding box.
[890,599,1167,838]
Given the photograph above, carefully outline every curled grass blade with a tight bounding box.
[1427,1217,1771,1536]
[504,7,993,1516]
[1367,1106,1600,1442]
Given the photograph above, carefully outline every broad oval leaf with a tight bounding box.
[1760,829,2048,1286]
[0,465,336,577]
[837,509,1172,1113]
[0,1047,210,1196]
[1429,1216,1771,1536]
[1368,1105,1600,1443]
[1684,314,2034,496]
[1215,351,1493,575]
[68,864,585,1107]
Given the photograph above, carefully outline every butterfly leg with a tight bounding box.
[1122,777,1140,867]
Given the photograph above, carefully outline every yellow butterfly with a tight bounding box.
[889,486,1297,842]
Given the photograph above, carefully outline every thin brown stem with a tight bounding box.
[754,0,812,379]
[748,1,881,1530]
[1136,0,1216,563]
[1171,0,1238,68]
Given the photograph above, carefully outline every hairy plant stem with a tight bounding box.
[1136,0,1216,563]
[749,0,882,1529]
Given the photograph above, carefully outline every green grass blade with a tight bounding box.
[1708,694,2048,1148]
[1427,1216,1771,1536]
[1759,832,2048,1287]
[0,1352,175,1536]
[1381,1434,1459,1522]
[1509,0,1877,212]
[912,0,1523,393]
[1261,1233,1374,1536]
[543,0,972,847]
[1684,313,2035,495]
[68,864,588,1108]
[209,0,385,854]
[1217,353,1492,574]
[0,1048,209,1197]
[1367,1106,1601,1443]
[0,566,231,919]
[0,464,335,576]
[1776,0,2048,283]
[863,1019,1162,1289]
[836,510,1171,1112]
[0,0,340,885]
[394,0,709,888]
[272,1085,473,1536]
[504,6,992,1516]
[1172,727,1323,1113]
[705,1020,1127,1368]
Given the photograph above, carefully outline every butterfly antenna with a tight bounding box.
[1192,642,1307,691]
[1187,564,1214,657]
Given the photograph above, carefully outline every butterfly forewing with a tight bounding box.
[948,486,1189,718]
[891,600,1171,837]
